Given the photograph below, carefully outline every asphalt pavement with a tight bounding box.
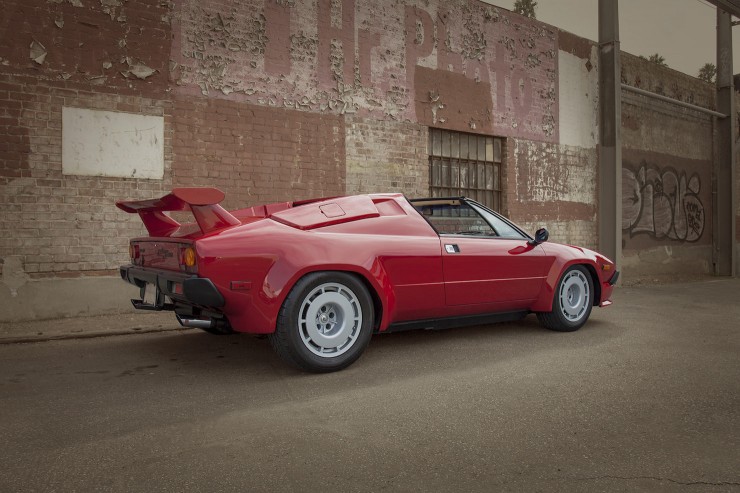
[1,279,739,492]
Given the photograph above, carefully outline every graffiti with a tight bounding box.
[622,163,705,242]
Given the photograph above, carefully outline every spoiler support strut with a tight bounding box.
[116,188,239,237]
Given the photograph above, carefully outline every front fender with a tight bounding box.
[530,245,601,313]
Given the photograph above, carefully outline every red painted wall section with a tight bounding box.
[171,96,346,210]
[171,0,559,143]
[0,0,170,96]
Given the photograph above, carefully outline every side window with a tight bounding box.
[470,203,526,240]
[416,202,496,236]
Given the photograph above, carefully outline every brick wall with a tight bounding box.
[0,0,172,310]
[0,0,735,320]
[505,138,598,250]
[0,74,171,278]
[172,96,345,209]
[345,116,427,198]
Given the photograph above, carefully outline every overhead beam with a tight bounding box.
[704,0,740,18]
[598,0,622,268]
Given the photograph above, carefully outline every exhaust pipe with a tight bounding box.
[176,314,214,329]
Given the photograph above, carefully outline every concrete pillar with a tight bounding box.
[714,9,737,276]
[598,0,622,267]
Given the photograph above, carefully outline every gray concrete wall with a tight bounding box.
[1,273,138,322]
[620,53,716,282]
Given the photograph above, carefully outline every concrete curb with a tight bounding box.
[0,326,190,345]
[0,311,183,345]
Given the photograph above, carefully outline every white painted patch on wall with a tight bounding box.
[62,107,164,179]
[514,140,597,205]
[558,48,599,149]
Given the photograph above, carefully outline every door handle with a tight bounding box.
[445,244,460,254]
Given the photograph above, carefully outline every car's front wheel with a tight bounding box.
[268,272,374,372]
[537,265,594,332]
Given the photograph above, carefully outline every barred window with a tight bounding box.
[428,129,502,211]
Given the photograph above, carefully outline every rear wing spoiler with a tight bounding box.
[116,188,240,237]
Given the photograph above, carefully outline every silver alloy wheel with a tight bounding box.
[298,282,363,357]
[559,269,590,322]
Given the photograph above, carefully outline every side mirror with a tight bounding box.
[529,227,549,246]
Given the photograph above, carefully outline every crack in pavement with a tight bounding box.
[564,475,740,487]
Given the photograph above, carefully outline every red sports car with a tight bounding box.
[118,188,617,372]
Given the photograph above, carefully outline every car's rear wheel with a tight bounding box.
[268,272,374,372]
[537,265,593,332]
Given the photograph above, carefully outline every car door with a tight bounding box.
[418,200,548,306]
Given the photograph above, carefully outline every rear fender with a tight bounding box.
[270,261,395,332]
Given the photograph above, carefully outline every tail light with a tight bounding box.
[180,245,197,272]
[129,243,141,264]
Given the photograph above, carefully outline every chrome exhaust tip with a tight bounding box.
[176,314,213,329]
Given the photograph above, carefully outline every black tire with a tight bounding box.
[268,272,374,372]
[537,265,594,332]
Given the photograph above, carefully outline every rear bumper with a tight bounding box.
[120,265,225,308]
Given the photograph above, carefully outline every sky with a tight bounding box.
[485,0,740,78]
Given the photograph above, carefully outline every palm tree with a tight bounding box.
[697,63,716,83]
[639,53,668,67]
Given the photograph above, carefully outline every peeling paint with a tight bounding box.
[483,7,499,22]
[30,40,47,65]
[47,0,84,7]
[172,0,557,141]
[100,0,123,20]
[514,140,596,205]
[86,74,108,85]
[427,90,444,124]
[121,58,157,79]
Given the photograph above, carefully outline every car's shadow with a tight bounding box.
[10,314,621,428]
[113,313,619,384]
